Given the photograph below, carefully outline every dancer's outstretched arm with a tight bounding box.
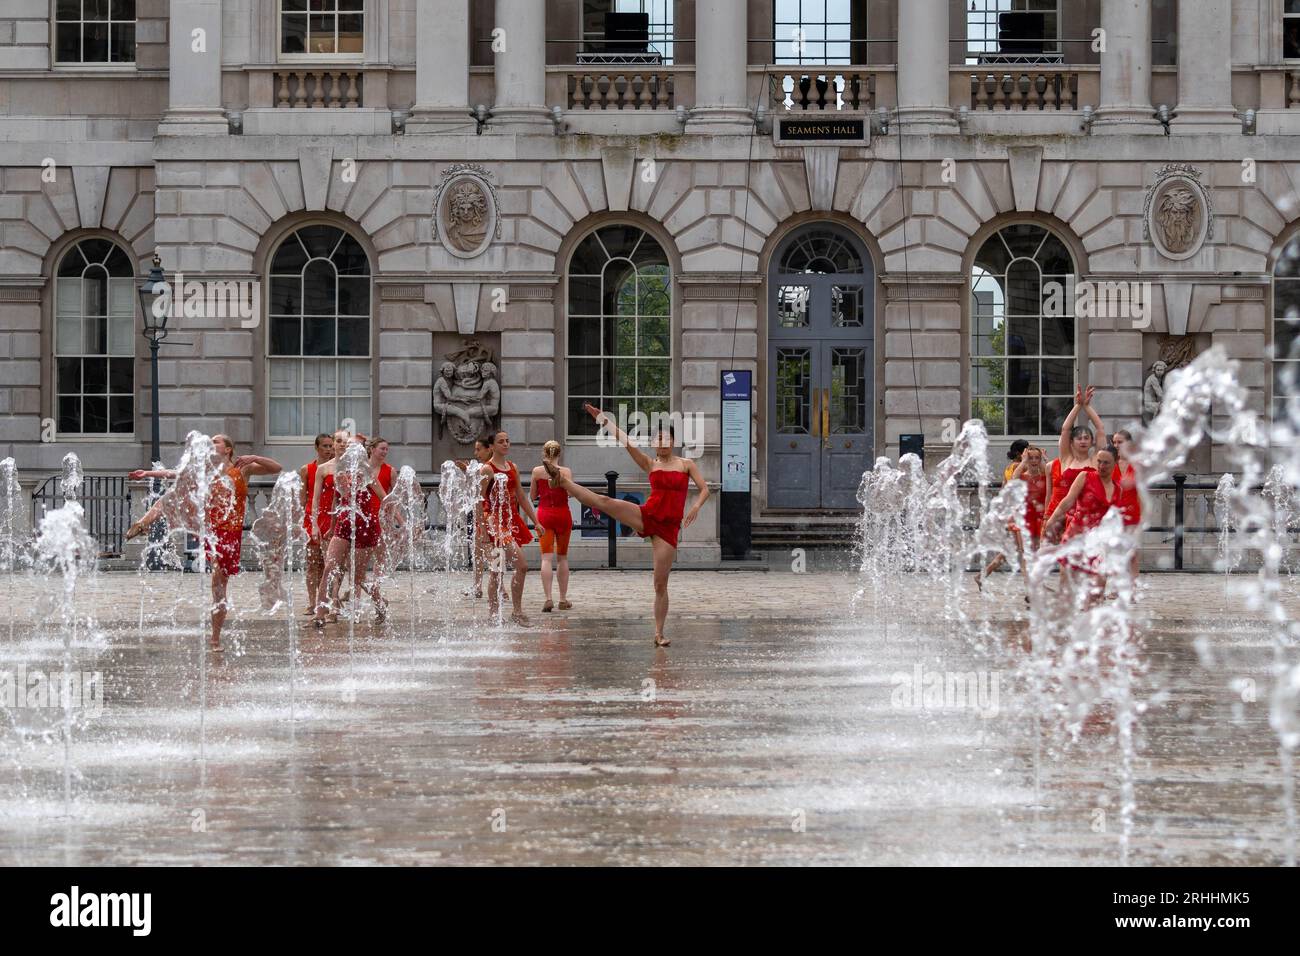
[515,475,543,533]
[235,454,282,478]
[681,458,710,528]
[1059,386,1085,461]
[1082,386,1106,448]
[129,468,176,481]
[583,402,652,474]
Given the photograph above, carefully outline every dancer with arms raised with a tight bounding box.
[542,404,709,647]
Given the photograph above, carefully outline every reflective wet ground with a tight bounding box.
[0,570,1295,865]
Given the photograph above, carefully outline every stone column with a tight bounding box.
[895,0,957,133]
[1173,0,1239,133]
[687,0,752,132]
[1093,0,1159,133]
[158,0,226,135]
[491,0,551,131]
[408,0,472,131]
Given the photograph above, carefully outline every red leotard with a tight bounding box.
[317,470,336,538]
[1116,462,1141,527]
[204,465,247,576]
[1063,471,1120,541]
[535,476,573,533]
[1047,463,1093,528]
[483,460,533,547]
[1022,470,1048,540]
[304,459,320,536]
[333,462,393,549]
[639,469,690,549]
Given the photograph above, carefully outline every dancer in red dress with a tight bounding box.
[1112,428,1143,577]
[316,435,394,627]
[1043,385,1107,544]
[309,428,354,621]
[127,435,282,649]
[479,429,545,626]
[542,403,709,647]
[978,444,1048,594]
[454,437,495,598]
[530,440,574,613]
[298,433,334,616]
[1044,445,1123,604]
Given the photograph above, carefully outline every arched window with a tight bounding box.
[55,238,136,435]
[267,224,371,438]
[566,225,671,437]
[970,222,1076,437]
[1273,232,1300,420]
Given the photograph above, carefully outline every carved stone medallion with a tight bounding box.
[433,163,500,260]
[1143,163,1213,261]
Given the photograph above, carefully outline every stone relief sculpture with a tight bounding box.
[433,163,501,259]
[1142,360,1168,426]
[433,340,501,444]
[1143,163,1213,261]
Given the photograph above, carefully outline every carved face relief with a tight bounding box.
[1144,166,1212,261]
[434,167,499,259]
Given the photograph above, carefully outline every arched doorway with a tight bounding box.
[767,224,874,510]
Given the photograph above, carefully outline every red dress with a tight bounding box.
[204,465,248,576]
[1060,471,1122,575]
[639,470,690,549]
[534,476,573,555]
[1047,463,1093,530]
[316,470,336,538]
[1022,470,1048,540]
[483,461,533,547]
[304,459,320,537]
[333,462,393,549]
[1117,462,1141,527]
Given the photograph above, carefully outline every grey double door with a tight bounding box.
[767,239,874,510]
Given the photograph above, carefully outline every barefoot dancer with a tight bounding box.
[309,429,352,620]
[543,404,709,647]
[127,436,282,650]
[979,444,1047,593]
[298,433,334,616]
[315,436,394,627]
[1043,385,1107,544]
[531,440,574,613]
[479,429,544,625]
[1043,444,1123,606]
[454,436,494,599]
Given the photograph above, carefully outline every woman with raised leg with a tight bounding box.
[127,435,282,650]
[542,403,709,647]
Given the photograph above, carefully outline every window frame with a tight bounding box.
[51,237,138,441]
[964,0,1063,66]
[276,0,367,64]
[1285,0,1300,61]
[50,0,138,69]
[1271,229,1300,424]
[579,0,676,64]
[773,0,861,66]
[564,224,674,443]
[967,222,1078,441]
[264,223,374,444]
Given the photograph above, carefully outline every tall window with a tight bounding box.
[280,0,364,56]
[267,225,371,439]
[970,223,1076,437]
[567,226,671,438]
[774,0,863,64]
[1274,233,1300,421]
[55,0,136,64]
[965,0,1060,64]
[1287,1,1300,60]
[55,239,135,436]
[582,1,674,62]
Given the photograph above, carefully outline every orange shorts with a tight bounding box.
[537,508,572,556]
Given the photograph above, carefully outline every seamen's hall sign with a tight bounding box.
[774,116,869,146]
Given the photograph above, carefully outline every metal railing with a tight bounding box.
[31,475,133,558]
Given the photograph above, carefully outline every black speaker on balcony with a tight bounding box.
[605,12,650,54]
[998,11,1046,56]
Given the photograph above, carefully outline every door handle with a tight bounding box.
[822,388,831,448]
[810,387,820,439]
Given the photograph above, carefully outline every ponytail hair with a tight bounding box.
[543,440,562,462]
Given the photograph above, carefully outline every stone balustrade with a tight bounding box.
[769,70,880,113]
[566,71,677,110]
[965,69,1083,111]
[273,70,364,109]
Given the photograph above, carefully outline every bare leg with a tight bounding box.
[540,551,554,606]
[510,541,528,622]
[557,555,570,603]
[316,537,350,622]
[306,540,324,615]
[557,480,645,535]
[210,567,229,649]
[355,547,385,622]
[978,553,1004,589]
[651,536,676,645]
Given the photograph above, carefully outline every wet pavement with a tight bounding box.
[0,568,1296,865]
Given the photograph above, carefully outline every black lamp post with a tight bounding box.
[137,252,169,570]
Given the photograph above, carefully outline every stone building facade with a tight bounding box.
[2,0,1300,558]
